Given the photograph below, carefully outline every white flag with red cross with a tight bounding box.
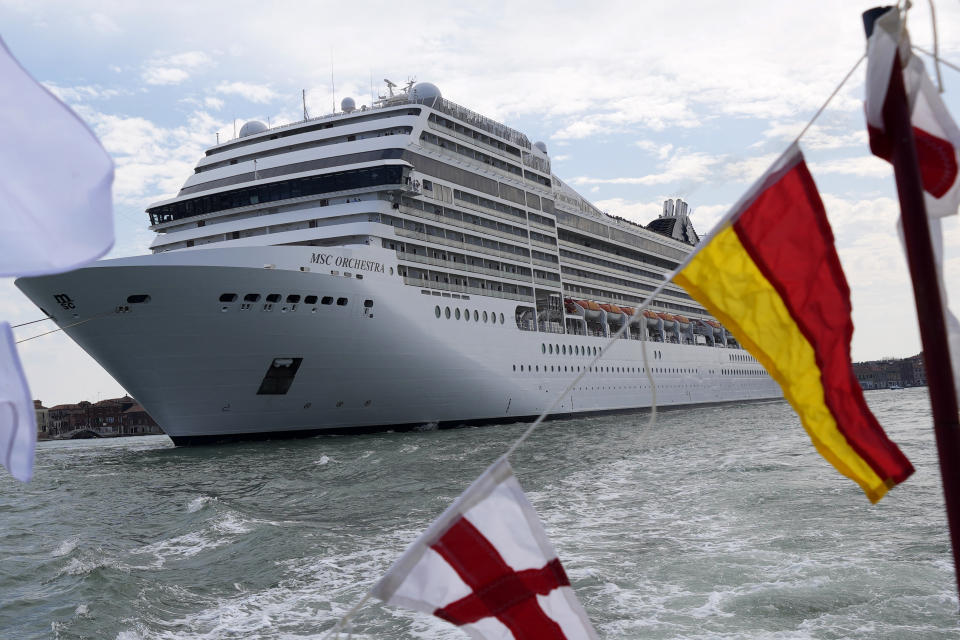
[864,7,960,401]
[371,457,598,639]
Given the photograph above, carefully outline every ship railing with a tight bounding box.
[402,276,535,303]
[400,203,529,244]
[395,251,533,284]
[432,97,531,150]
[394,228,530,266]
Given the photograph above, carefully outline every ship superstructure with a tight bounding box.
[17,80,779,444]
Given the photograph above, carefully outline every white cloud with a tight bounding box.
[142,67,189,85]
[43,82,123,103]
[204,96,224,110]
[215,81,278,104]
[141,50,214,86]
[810,155,891,178]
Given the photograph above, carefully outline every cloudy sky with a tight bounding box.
[1,0,959,404]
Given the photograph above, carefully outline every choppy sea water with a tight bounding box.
[1,388,957,639]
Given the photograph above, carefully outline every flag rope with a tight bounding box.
[914,46,960,75]
[318,51,869,638]
[9,316,52,329]
[14,311,115,344]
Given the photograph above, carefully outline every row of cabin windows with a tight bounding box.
[557,228,679,272]
[540,343,603,357]
[381,214,532,261]
[558,248,690,300]
[198,126,414,174]
[148,165,405,225]
[207,108,422,157]
[512,364,707,375]
[420,131,524,178]
[731,353,756,363]
[435,305,506,325]
[724,369,763,376]
[401,194,531,240]
[428,113,523,158]
[219,293,374,309]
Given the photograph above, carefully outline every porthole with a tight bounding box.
[464,308,469,322]
[321,296,333,305]
[364,299,374,308]
[219,293,238,303]
[513,365,516,371]
[435,306,441,318]
[445,306,451,319]
[126,294,150,304]
[244,293,261,302]
[286,294,301,303]
[455,308,461,320]
[500,313,505,324]
[483,311,489,322]
[562,345,567,355]
[305,295,318,304]
[336,297,348,306]
[555,344,559,354]
[549,344,553,354]
[536,365,539,372]
[266,294,282,303]
[473,310,479,321]
[542,344,546,354]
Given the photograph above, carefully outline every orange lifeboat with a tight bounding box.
[705,320,722,328]
[642,310,659,319]
[655,312,676,322]
[674,314,690,325]
[563,298,578,314]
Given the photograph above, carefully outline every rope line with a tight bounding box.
[10,316,53,329]
[309,51,874,638]
[914,45,960,75]
[14,311,115,344]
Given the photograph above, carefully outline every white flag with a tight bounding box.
[372,458,597,639]
[0,323,36,483]
[865,8,960,400]
[0,36,115,483]
[0,35,114,277]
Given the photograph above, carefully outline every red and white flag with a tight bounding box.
[371,458,598,639]
[865,7,960,400]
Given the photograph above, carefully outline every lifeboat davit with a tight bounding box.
[618,306,642,325]
[564,297,579,315]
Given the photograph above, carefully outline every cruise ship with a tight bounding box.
[16,80,780,444]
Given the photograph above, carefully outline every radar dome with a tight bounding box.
[239,120,268,138]
[411,82,442,105]
[341,97,356,113]
[534,141,548,154]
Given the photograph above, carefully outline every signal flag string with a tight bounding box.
[321,51,870,638]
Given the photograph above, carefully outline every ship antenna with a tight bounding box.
[330,49,335,114]
[302,89,309,121]
[215,131,219,144]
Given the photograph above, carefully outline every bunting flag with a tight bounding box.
[0,35,114,277]
[0,323,36,483]
[0,36,116,482]
[371,458,597,639]
[673,144,914,503]
[864,7,960,402]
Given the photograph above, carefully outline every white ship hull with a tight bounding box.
[17,245,781,445]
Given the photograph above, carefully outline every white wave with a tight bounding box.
[187,495,216,513]
[52,537,79,557]
[313,455,331,465]
[75,603,90,617]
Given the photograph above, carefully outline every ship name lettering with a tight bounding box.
[309,252,384,273]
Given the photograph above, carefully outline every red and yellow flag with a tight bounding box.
[674,144,914,502]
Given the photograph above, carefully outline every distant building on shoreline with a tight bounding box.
[853,353,926,390]
[43,395,162,438]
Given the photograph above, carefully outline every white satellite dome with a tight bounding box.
[534,141,548,154]
[411,82,442,104]
[341,97,356,113]
[239,120,268,138]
